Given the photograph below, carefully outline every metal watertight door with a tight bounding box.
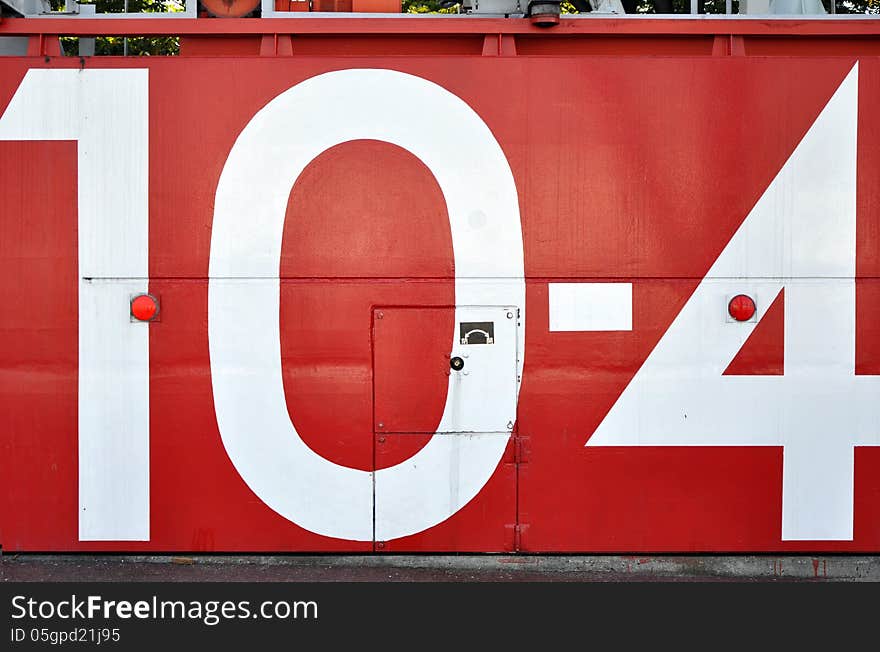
[372,306,519,551]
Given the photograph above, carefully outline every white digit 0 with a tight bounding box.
[209,69,525,542]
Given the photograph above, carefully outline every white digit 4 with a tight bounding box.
[588,64,880,541]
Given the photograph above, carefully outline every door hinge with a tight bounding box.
[514,434,530,465]
[507,523,528,552]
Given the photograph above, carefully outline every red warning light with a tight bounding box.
[728,294,756,322]
[131,294,159,322]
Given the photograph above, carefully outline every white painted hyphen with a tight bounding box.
[548,283,632,332]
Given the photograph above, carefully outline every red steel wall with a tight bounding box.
[0,20,879,552]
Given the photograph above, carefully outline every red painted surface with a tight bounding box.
[723,290,784,376]
[4,17,880,37]
[275,0,311,11]
[375,435,517,552]
[0,141,78,551]
[0,23,879,552]
[372,308,452,437]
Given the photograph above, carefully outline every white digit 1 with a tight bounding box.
[589,63,880,541]
[0,70,150,541]
[209,69,525,542]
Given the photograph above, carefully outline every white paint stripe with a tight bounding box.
[79,72,150,542]
[548,283,632,331]
[0,70,150,541]
[79,281,150,541]
[782,443,853,541]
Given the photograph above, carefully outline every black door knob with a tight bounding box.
[450,356,465,371]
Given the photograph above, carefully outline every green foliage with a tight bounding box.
[79,0,182,11]
[402,0,460,11]
[60,0,182,55]
[49,0,182,8]
[92,35,180,55]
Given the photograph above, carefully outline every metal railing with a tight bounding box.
[4,0,877,17]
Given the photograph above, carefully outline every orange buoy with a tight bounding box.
[200,0,262,18]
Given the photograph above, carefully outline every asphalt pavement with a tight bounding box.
[2,554,879,582]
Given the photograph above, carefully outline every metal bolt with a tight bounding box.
[376,311,383,319]
[507,311,513,319]
[378,436,385,443]
[376,542,385,550]
[463,370,469,376]
[507,420,514,430]
[378,422,384,429]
